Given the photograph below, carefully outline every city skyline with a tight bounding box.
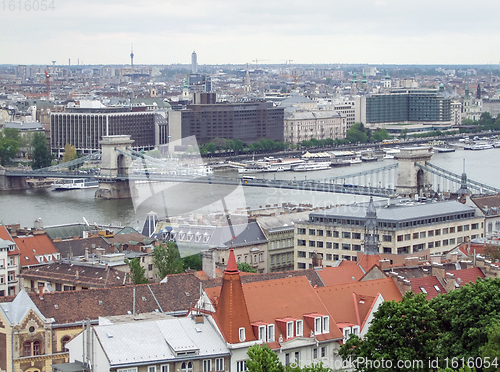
[1,0,500,66]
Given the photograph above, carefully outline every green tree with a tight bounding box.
[62,143,78,163]
[124,258,149,284]
[182,253,202,271]
[31,132,52,169]
[480,322,500,372]
[246,344,284,372]
[432,277,500,362]
[371,128,391,142]
[237,262,257,273]
[339,292,439,372]
[345,123,368,144]
[233,139,244,154]
[0,128,21,165]
[399,128,409,140]
[205,142,217,154]
[153,242,183,279]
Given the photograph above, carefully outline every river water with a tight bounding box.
[1,147,499,230]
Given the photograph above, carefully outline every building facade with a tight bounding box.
[359,89,452,126]
[169,101,284,145]
[283,111,346,145]
[293,200,483,269]
[50,108,168,156]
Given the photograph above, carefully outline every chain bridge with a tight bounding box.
[2,136,499,199]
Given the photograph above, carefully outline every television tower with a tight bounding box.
[130,44,134,71]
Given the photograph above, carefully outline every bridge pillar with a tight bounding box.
[0,169,28,190]
[394,147,433,197]
[95,135,136,200]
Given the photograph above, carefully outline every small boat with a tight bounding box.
[383,154,395,159]
[348,157,362,164]
[470,143,493,150]
[51,178,99,191]
[361,155,378,162]
[434,147,456,153]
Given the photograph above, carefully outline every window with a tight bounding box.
[457,226,463,232]
[161,365,169,372]
[203,360,212,372]
[297,228,306,234]
[342,232,351,239]
[321,346,326,358]
[450,238,456,245]
[443,228,449,235]
[352,244,361,251]
[428,242,434,249]
[33,341,40,356]
[314,317,322,335]
[182,362,193,372]
[296,320,303,336]
[405,234,411,241]
[257,325,266,341]
[298,251,306,258]
[239,327,246,342]
[326,254,332,260]
[149,367,157,372]
[148,264,153,271]
[383,247,392,254]
[298,263,306,269]
[342,243,350,250]
[309,241,315,248]
[413,232,419,239]
[464,225,470,231]
[352,232,361,239]
[326,230,332,237]
[313,348,318,359]
[317,230,323,236]
[287,321,294,339]
[237,361,246,372]
[333,231,339,237]
[397,235,403,242]
[435,229,441,236]
[326,242,332,249]
[24,342,32,357]
[297,239,306,246]
[322,316,329,333]
[382,235,392,242]
[450,227,455,233]
[471,223,479,230]
[215,358,224,372]
[420,231,426,238]
[61,336,71,352]
[294,352,300,365]
[309,229,316,236]
[442,239,449,246]
[285,354,290,366]
[267,324,275,342]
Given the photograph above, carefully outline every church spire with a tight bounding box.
[363,197,379,255]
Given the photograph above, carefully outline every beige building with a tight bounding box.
[293,200,483,269]
[284,111,347,144]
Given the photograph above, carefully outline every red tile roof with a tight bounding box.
[357,254,382,273]
[316,266,364,286]
[0,225,20,256]
[315,278,402,327]
[446,267,486,287]
[14,234,60,267]
[409,276,446,300]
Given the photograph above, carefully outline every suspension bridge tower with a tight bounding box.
[95,135,137,200]
[394,147,434,197]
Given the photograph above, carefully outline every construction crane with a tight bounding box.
[280,70,301,90]
[252,58,269,69]
[44,66,50,99]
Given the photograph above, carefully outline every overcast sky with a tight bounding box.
[2,0,500,66]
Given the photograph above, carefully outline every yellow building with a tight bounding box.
[294,200,483,269]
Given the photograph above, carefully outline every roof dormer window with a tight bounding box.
[258,325,266,342]
[239,327,246,342]
[314,317,322,335]
[267,324,275,342]
[322,316,329,333]
[296,320,303,337]
[287,321,294,339]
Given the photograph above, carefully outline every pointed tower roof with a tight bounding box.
[214,247,255,344]
[457,159,471,197]
[363,197,379,255]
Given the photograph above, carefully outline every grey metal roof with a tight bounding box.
[256,211,311,233]
[4,121,44,130]
[0,290,47,326]
[311,200,476,223]
[94,316,229,367]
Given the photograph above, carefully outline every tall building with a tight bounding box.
[168,100,284,144]
[359,89,452,126]
[191,51,198,74]
[50,106,169,156]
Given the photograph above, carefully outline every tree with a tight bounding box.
[483,244,500,261]
[0,128,21,165]
[345,123,368,144]
[399,128,409,141]
[205,142,217,154]
[124,258,149,284]
[237,262,257,273]
[246,344,284,372]
[371,128,391,142]
[480,322,500,372]
[339,292,439,372]
[182,253,202,271]
[152,242,184,279]
[62,143,78,163]
[31,132,52,169]
[431,277,500,362]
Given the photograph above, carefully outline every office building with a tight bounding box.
[294,200,483,269]
[358,89,452,126]
[169,100,284,144]
[50,106,169,156]
[191,51,198,74]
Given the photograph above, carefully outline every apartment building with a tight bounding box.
[283,111,347,144]
[294,200,483,269]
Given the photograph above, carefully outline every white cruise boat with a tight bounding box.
[292,161,331,172]
[51,178,99,191]
[471,143,493,150]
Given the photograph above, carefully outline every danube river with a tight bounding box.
[1,148,500,230]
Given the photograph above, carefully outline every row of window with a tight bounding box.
[118,359,224,372]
